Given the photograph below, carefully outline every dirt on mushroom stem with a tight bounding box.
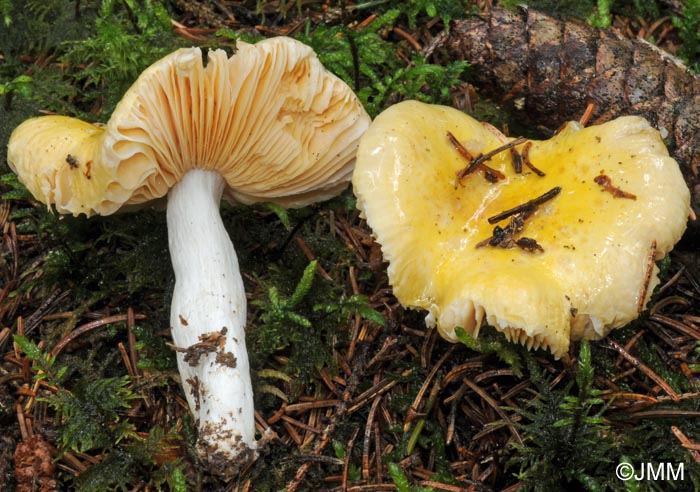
[167,169,257,473]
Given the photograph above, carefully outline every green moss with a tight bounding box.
[1,197,172,328]
[508,344,615,491]
[71,427,187,492]
[0,0,95,56]
[59,0,178,116]
[501,0,661,24]
[0,98,41,159]
[404,0,468,28]
[13,333,187,491]
[674,0,700,71]
[633,337,687,393]
[132,323,176,371]
[295,8,468,118]
[248,251,383,390]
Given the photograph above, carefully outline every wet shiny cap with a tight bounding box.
[353,100,690,358]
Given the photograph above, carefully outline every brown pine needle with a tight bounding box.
[650,313,700,339]
[51,313,147,356]
[127,308,140,378]
[463,377,522,444]
[671,426,700,464]
[638,241,657,313]
[418,481,477,492]
[594,174,637,200]
[521,141,545,176]
[404,345,455,428]
[280,414,322,435]
[601,392,658,405]
[450,132,518,184]
[624,410,700,419]
[342,428,361,492]
[363,397,382,480]
[606,340,680,402]
[579,101,596,126]
[117,342,135,377]
[393,27,422,50]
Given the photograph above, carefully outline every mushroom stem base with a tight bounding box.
[167,169,256,475]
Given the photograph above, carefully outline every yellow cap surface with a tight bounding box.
[8,37,370,216]
[353,101,690,357]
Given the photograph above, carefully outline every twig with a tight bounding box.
[119,0,141,34]
[446,384,466,445]
[441,361,483,387]
[22,289,69,335]
[118,343,135,377]
[451,132,518,184]
[280,414,322,435]
[406,382,441,455]
[615,329,646,369]
[16,403,29,439]
[620,410,700,419]
[346,372,412,415]
[487,187,561,224]
[357,14,378,29]
[465,137,527,180]
[127,308,140,377]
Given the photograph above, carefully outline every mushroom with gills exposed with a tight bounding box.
[7,37,371,476]
[352,100,690,358]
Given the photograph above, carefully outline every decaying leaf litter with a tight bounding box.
[2,1,700,490]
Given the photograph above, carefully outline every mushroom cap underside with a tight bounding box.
[8,37,370,216]
[352,100,690,358]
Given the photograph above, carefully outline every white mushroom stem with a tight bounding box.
[167,169,256,469]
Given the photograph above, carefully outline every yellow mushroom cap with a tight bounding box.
[353,100,690,358]
[8,37,370,216]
